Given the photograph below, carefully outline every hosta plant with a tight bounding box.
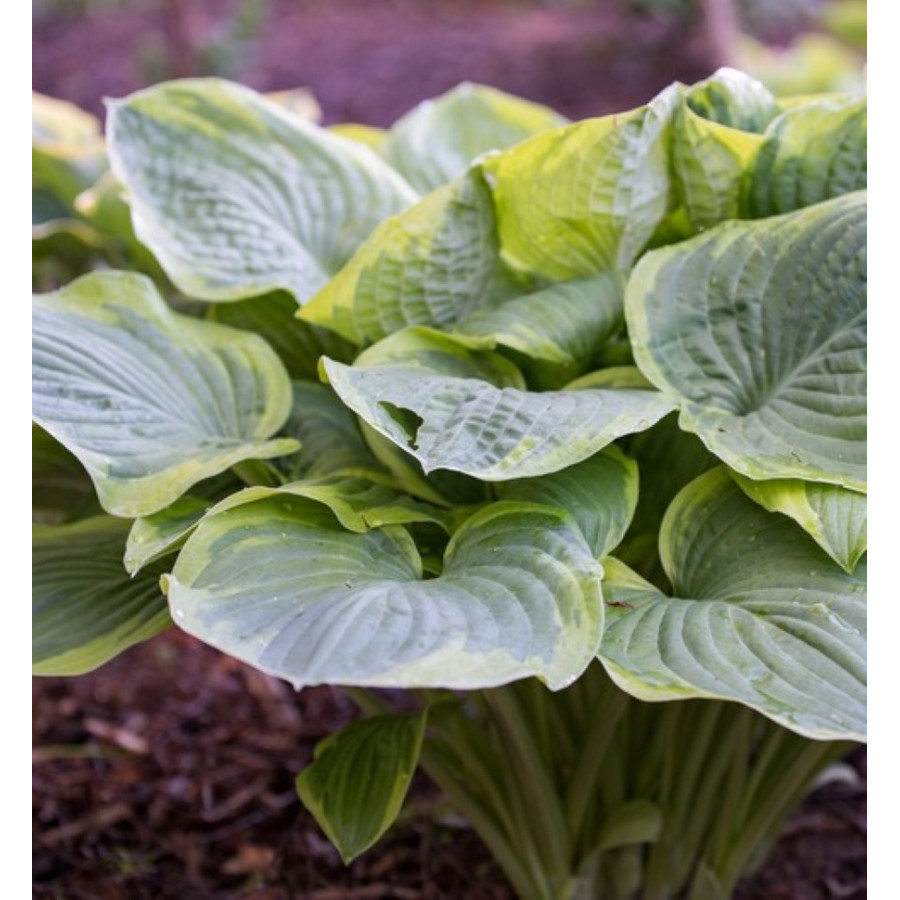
[32,70,866,899]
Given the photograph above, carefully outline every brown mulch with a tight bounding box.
[33,630,865,899]
[32,632,514,899]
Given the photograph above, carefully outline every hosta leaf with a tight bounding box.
[281,381,379,480]
[33,517,171,675]
[599,468,866,740]
[125,494,213,574]
[296,712,426,863]
[672,95,766,231]
[483,85,678,279]
[498,447,639,558]
[682,68,779,133]
[208,292,356,382]
[382,82,567,193]
[107,78,417,304]
[742,96,867,217]
[328,123,387,151]
[126,473,449,576]
[225,477,452,533]
[360,422,492,508]
[731,472,866,574]
[32,271,298,518]
[456,273,625,389]
[626,191,866,491]
[565,367,653,390]
[671,69,779,232]
[33,92,107,209]
[300,168,499,345]
[32,424,98,524]
[322,329,673,481]
[165,498,604,690]
[73,172,171,282]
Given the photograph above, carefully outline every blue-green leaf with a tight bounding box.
[33,271,298,517]
[600,468,866,740]
[107,78,417,304]
[165,498,604,691]
[34,516,171,675]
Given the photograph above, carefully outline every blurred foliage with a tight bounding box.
[821,0,866,50]
[137,0,269,83]
[738,32,864,95]
[623,0,822,31]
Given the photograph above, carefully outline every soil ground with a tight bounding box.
[34,631,866,900]
[33,1,866,897]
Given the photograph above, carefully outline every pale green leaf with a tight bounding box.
[165,498,604,690]
[672,99,766,231]
[33,92,107,209]
[328,123,387,151]
[107,78,417,304]
[321,329,674,481]
[33,517,171,675]
[382,82,568,193]
[682,68,779,133]
[564,367,653,390]
[296,712,426,863]
[731,472,866,573]
[742,96,866,217]
[300,168,499,345]
[126,473,449,575]
[483,85,678,279]
[626,191,866,491]
[600,468,866,740]
[125,494,213,575]
[671,68,780,232]
[32,271,298,517]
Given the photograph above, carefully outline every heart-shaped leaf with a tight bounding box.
[731,472,866,574]
[626,191,866,491]
[33,271,298,517]
[107,78,417,303]
[165,498,604,690]
[456,273,625,389]
[742,95,866,218]
[497,447,638,558]
[599,468,866,740]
